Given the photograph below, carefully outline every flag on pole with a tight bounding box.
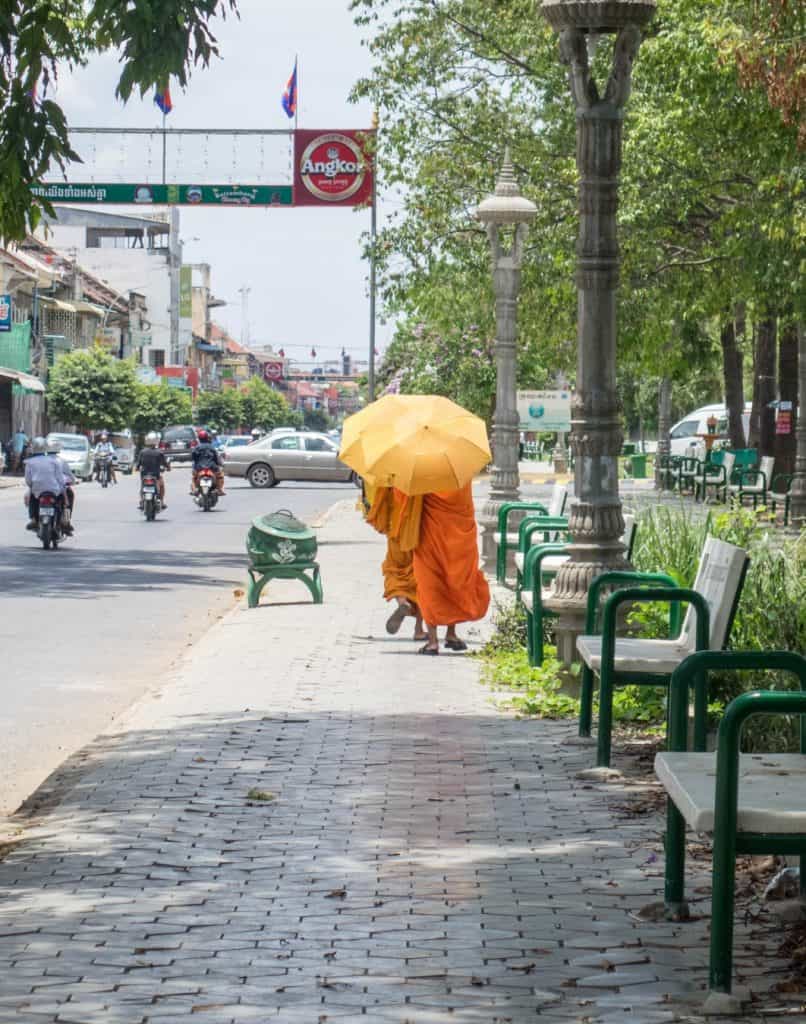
[278,348,285,357]
[154,85,173,115]
[281,60,298,120]
[310,347,317,358]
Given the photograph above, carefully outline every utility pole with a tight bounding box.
[238,286,251,350]
[169,208,181,365]
[367,111,378,403]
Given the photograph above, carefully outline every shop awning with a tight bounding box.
[195,342,224,354]
[39,296,106,317]
[0,366,45,392]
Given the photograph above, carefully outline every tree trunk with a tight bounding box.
[755,315,777,456]
[774,318,798,477]
[655,376,672,489]
[789,321,806,527]
[748,322,760,448]
[720,316,746,449]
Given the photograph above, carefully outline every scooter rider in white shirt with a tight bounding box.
[25,436,67,531]
[46,436,76,534]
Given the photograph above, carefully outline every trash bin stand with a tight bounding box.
[247,561,323,608]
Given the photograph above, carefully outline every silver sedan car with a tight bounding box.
[222,430,357,488]
[47,433,94,481]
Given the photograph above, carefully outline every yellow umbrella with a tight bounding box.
[339,394,491,495]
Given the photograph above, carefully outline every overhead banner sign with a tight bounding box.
[32,183,294,207]
[294,129,374,207]
[517,390,572,433]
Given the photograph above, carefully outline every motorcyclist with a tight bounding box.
[46,437,76,535]
[250,427,262,442]
[94,430,117,484]
[136,431,170,508]
[191,429,225,496]
[24,436,66,531]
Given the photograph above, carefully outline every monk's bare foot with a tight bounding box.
[386,600,412,635]
[413,614,427,641]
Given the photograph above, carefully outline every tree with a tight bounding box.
[131,383,193,440]
[48,348,137,431]
[303,408,331,432]
[0,1,237,239]
[195,388,242,431]
[239,379,296,431]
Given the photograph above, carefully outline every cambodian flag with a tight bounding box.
[281,61,298,120]
[154,85,173,115]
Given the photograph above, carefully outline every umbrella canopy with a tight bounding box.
[340,394,491,495]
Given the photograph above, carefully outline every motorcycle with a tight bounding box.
[141,475,162,521]
[95,452,113,488]
[36,491,66,550]
[193,468,219,512]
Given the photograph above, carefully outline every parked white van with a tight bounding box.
[669,403,752,457]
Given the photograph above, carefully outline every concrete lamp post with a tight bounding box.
[541,0,656,664]
[475,150,537,568]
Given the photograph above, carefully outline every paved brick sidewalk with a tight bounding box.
[0,500,801,1022]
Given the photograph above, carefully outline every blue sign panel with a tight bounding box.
[0,294,11,333]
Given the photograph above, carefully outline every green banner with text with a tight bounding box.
[32,183,293,207]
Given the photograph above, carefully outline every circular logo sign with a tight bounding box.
[264,361,283,382]
[299,133,367,203]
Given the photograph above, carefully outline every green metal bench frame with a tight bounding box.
[495,501,549,585]
[579,577,689,766]
[247,561,323,608]
[662,650,806,1010]
[514,516,571,597]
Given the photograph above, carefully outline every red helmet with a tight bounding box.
[197,429,210,443]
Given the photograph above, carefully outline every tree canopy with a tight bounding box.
[47,347,138,431]
[0,0,237,239]
[352,0,804,427]
[131,383,193,439]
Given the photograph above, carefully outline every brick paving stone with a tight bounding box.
[0,499,799,1022]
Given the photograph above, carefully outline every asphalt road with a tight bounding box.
[0,466,350,819]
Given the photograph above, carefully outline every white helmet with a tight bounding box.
[46,438,62,454]
[31,436,47,454]
[145,431,160,447]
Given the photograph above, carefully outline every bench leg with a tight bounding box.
[496,538,507,586]
[579,665,594,737]
[525,606,534,663]
[663,798,689,920]
[530,604,545,668]
[596,665,614,767]
[706,808,740,1009]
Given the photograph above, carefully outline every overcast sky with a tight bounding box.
[50,0,388,367]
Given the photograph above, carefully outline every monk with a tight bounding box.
[365,484,426,639]
[413,482,490,655]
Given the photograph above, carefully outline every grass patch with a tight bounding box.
[246,788,275,802]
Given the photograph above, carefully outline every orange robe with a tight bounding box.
[366,486,423,606]
[413,483,490,627]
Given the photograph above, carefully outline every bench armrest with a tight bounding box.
[519,515,569,550]
[698,462,726,484]
[600,587,709,677]
[523,542,569,590]
[585,571,681,635]
[667,651,806,753]
[733,468,765,490]
[497,501,548,534]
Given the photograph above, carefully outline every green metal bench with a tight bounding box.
[656,650,806,1013]
[576,537,749,767]
[493,482,567,585]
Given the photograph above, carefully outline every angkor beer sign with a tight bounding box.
[294,130,374,207]
[34,129,375,208]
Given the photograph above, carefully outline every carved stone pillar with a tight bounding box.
[475,153,536,567]
[541,3,655,664]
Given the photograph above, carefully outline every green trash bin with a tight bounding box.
[630,453,648,479]
[246,509,323,608]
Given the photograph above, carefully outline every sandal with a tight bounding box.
[386,602,411,635]
[417,644,439,656]
[444,639,468,652]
